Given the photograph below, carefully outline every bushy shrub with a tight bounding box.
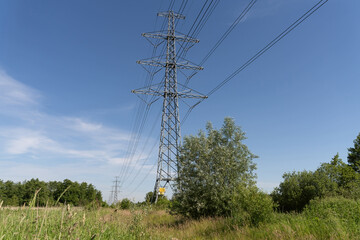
[120,198,133,210]
[304,197,360,223]
[231,185,275,226]
[303,197,360,235]
[155,195,170,209]
[142,192,171,209]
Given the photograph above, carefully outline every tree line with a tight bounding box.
[0,178,103,207]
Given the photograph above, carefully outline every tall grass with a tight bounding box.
[0,193,359,239]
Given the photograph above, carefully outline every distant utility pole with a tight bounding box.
[109,176,120,205]
[132,11,207,203]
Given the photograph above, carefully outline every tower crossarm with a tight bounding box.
[176,62,203,70]
[131,84,163,97]
[132,84,207,99]
[178,84,208,99]
[178,91,208,99]
[157,11,185,19]
[142,32,199,43]
[137,59,203,70]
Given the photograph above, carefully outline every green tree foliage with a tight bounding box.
[271,170,336,212]
[145,191,154,204]
[142,191,170,209]
[348,133,360,173]
[0,179,103,206]
[273,154,360,212]
[317,154,360,195]
[22,179,50,206]
[0,180,23,206]
[155,195,170,208]
[119,198,133,209]
[172,117,258,219]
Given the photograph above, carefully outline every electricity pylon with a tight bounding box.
[132,11,207,203]
[109,176,120,205]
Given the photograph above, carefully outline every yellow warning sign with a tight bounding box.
[159,187,166,195]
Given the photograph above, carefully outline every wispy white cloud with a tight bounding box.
[69,118,103,132]
[0,70,40,107]
[0,69,153,167]
[4,129,51,155]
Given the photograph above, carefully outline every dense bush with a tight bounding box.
[119,198,133,209]
[155,196,171,209]
[303,197,360,235]
[230,185,275,226]
[143,191,170,209]
[304,197,360,221]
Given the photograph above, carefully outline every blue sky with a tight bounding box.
[0,0,359,202]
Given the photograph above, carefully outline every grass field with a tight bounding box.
[1,203,359,240]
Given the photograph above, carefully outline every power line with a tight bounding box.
[191,0,220,39]
[185,0,257,87]
[118,104,152,184]
[122,107,162,186]
[207,0,329,97]
[124,139,159,197]
[182,0,329,124]
[176,0,211,57]
[177,0,219,59]
[175,0,189,26]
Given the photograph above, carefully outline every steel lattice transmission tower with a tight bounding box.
[132,11,207,202]
[109,176,120,205]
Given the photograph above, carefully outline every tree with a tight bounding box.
[348,133,360,173]
[145,191,154,204]
[23,179,50,206]
[317,153,359,189]
[172,117,257,218]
